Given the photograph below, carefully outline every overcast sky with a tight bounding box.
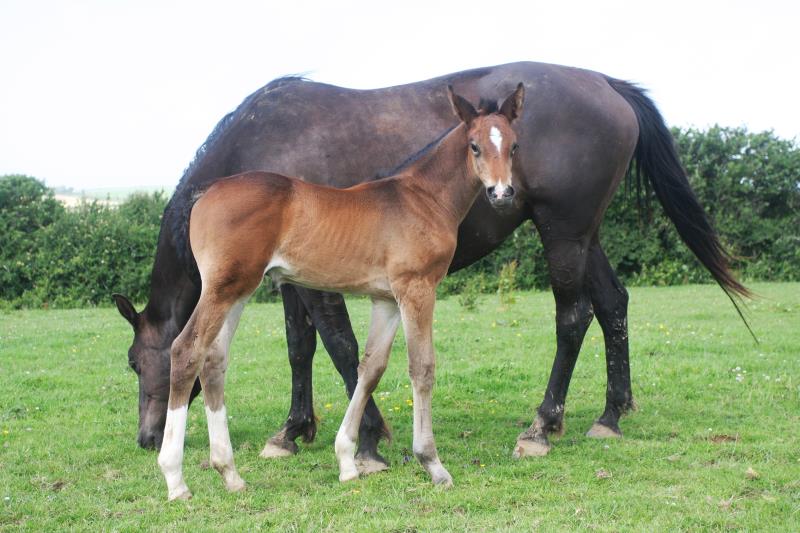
[1,0,797,191]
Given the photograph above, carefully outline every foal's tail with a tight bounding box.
[606,77,755,338]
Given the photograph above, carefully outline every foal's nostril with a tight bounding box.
[487,186,496,198]
[504,185,515,198]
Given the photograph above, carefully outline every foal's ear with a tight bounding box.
[499,82,525,122]
[113,293,139,328]
[447,85,478,125]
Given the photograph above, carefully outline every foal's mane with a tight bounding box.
[374,99,500,180]
[375,125,457,180]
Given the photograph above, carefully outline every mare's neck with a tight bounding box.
[142,236,200,342]
[402,124,481,225]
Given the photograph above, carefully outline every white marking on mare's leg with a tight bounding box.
[206,405,246,492]
[158,406,191,500]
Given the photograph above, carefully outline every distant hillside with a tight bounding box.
[53,185,173,205]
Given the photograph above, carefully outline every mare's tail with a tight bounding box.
[606,77,755,339]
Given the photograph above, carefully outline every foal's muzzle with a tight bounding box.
[486,185,515,208]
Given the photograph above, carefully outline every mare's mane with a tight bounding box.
[166,75,310,283]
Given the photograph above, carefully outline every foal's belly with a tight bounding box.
[265,253,394,299]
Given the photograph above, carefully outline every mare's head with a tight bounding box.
[113,294,173,449]
[448,83,524,209]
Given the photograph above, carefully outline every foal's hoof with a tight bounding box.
[432,471,453,488]
[168,486,192,502]
[586,422,622,439]
[260,437,298,458]
[513,438,551,458]
[339,467,360,483]
[224,475,247,493]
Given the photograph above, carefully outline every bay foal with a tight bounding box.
[157,84,525,500]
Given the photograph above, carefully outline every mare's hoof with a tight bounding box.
[586,422,622,439]
[513,438,551,458]
[355,453,390,475]
[260,437,298,458]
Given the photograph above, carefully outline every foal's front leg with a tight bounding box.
[335,298,400,481]
[399,288,452,487]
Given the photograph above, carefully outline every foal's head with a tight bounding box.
[448,83,524,209]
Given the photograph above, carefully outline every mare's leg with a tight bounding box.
[399,285,452,486]
[158,292,240,500]
[335,298,400,482]
[585,239,635,437]
[199,300,247,493]
[300,289,391,473]
[261,284,318,458]
[261,287,390,471]
[514,237,594,458]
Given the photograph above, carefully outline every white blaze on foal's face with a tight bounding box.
[489,126,503,154]
[489,126,508,196]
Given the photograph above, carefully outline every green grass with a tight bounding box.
[1,283,798,531]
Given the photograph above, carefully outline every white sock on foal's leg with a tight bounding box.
[158,405,191,501]
[335,381,368,482]
[206,405,246,492]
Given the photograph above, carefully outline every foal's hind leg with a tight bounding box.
[305,290,391,474]
[515,237,594,458]
[158,292,241,500]
[261,285,318,458]
[585,239,635,438]
[335,298,400,482]
[199,300,247,493]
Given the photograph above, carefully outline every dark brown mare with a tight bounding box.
[115,62,748,469]
[155,86,524,499]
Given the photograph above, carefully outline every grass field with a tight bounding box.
[1,283,798,531]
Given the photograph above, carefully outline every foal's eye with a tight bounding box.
[511,143,519,156]
[470,142,480,156]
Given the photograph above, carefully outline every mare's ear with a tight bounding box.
[447,85,478,125]
[499,82,525,122]
[113,293,139,328]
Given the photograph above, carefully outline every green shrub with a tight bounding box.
[0,175,65,302]
[457,273,485,311]
[0,187,167,308]
[497,260,518,305]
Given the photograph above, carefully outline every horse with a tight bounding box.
[154,85,524,500]
[114,62,749,469]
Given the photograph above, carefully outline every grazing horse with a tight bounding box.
[115,62,749,468]
[156,85,523,500]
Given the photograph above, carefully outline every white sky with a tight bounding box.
[1,0,798,190]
